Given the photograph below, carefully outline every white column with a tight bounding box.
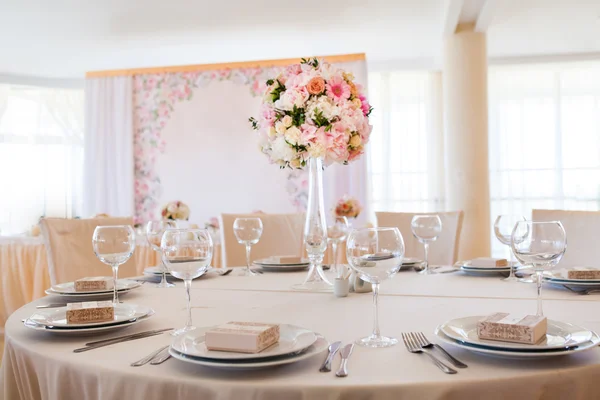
[442,23,491,259]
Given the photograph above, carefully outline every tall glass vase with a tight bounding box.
[291,157,333,291]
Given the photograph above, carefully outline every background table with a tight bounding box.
[3,269,600,400]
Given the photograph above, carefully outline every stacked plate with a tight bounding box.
[253,257,310,272]
[401,257,423,269]
[435,316,600,359]
[169,324,328,369]
[24,303,154,335]
[454,260,513,276]
[543,268,600,289]
[45,279,142,299]
[143,266,213,279]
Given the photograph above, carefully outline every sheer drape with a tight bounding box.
[488,62,600,256]
[367,71,445,215]
[83,76,134,218]
[0,84,84,234]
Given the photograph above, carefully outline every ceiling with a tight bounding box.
[0,0,599,79]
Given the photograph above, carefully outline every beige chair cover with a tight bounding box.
[220,213,304,267]
[39,218,138,285]
[532,209,600,268]
[375,211,464,264]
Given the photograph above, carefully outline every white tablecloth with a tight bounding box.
[2,270,600,400]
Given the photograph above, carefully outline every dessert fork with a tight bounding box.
[401,333,456,374]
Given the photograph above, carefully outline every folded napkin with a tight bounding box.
[565,267,600,280]
[469,257,508,268]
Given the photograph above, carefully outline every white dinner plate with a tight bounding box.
[456,260,517,271]
[258,265,309,272]
[434,328,600,359]
[46,279,141,296]
[143,266,213,278]
[172,324,317,361]
[543,268,600,283]
[459,267,511,276]
[253,257,310,267]
[402,257,422,265]
[169,335,328,370]
[24,304,154,334]
[439,316,594,350]
[543,278,600,287]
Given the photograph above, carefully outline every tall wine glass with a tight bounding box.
[92,225,136,305]
[233,218,263,276]
[146,220,177,288]
[327,216,349,279]
[494,215,526,282]
[511,221,567,316]
[161,228,213,336]
[347,227,405,348]
[411,215,442,275]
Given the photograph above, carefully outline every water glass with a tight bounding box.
[346,227,405,348]
[494,215,526,282]
[161,228,213,336]
[327,216,349,278]
[146,220,177,288]
[92,225,136,305]
[511,220,567,316]
[233,218,263,276]
[411,215,442,275]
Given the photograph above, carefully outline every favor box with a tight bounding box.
[470,258,508,268]
[205,322,280,353]
[477,313,547,344]
[567,269,600,280]
[66,301,114,324]
[74,277,114,292]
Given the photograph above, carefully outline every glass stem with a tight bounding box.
[423,243,430,273]
[112,265,119,305]
[536,271,543,316]
[159,255,168,285]
[372,283,381,338]
[508,246,515,278]
[245,244,252,274]
[184,279,193,328]
[332,241,339,278]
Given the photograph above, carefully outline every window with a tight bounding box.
[0,84,84,234]
[367,71,445,213]
[488,62,600,256]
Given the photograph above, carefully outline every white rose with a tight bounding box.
[275,121,287,135]
[308,142,326,158]
[350,134,362,148]
[268,126,277,138]
[290,158,302,169]
[285,126,301,144]
[271,136,296,162]
[167,204,177,213]
[282,115,293,128]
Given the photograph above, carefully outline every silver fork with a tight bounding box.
[401,333,457,374]
[414,332,467,368]
[131,345,170,367]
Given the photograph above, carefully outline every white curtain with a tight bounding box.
[323,59,372,225]
[0,84,84,234]
[83,76,134,218]
[366,71,446,217]
[488,61,600,256]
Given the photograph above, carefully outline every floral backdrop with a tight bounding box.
[132,67,308,224]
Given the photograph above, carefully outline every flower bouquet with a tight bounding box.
[161,201,190,221]
[335,195,362,219]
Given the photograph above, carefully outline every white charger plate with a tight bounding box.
[24,304,154,334]
[143,266,213,278]
[172,324,317,361]
[543,268,600,283]
[543,278,600,287]
[258,265,309,272]
[459,267,511,276]
[169,335,328,370]
[47,279,141,295]
[434,328,600,359]
[253,257,310,267]
[402,257,422,265]
[439,316,593,350]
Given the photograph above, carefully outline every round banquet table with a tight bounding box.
[2,268,600,400]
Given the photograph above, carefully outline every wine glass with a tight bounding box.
[161,228,213,336]
[92,225,136,305]
[494,215,526,282]
[411,215,442,275]
[327,216,350,279]
[146,220,177,288]
[346,227,405,348]
[233,218,263,276]
[511,221,567,316]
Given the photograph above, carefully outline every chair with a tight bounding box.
[375,211,464,264]
[532,209,600,268]
[220,213,304,267]
[40,217,138,285]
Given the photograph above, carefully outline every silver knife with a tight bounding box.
[335,343,355,377]
[319,341,342,372]
[85,328,173,346]
[73,331,166,353]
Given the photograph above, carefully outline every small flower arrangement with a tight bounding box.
[335,195,362,219]
[204,217,220,230]
[249,57,373,168]
[161,201,190,221]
